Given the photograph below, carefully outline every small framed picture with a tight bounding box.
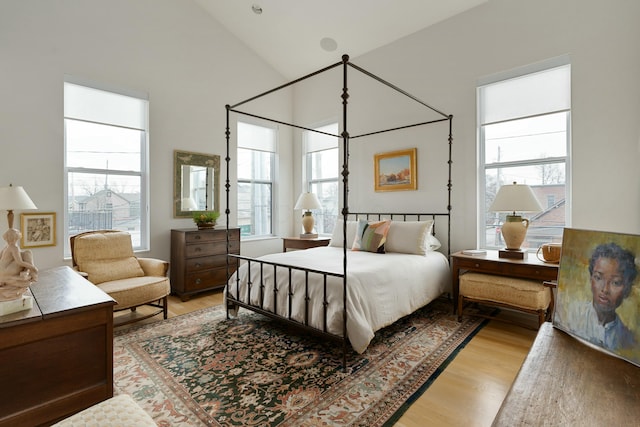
[374,148,417,192]
[20,212,56,248]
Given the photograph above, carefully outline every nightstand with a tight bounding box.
[451,250,559,324]
[282,236,331,252]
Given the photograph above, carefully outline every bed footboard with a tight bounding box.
[225,254,349,367]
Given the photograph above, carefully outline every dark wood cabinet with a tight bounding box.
[170,228,240,301]
[0,266,115,427]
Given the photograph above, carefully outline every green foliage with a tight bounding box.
[192,211,220,224]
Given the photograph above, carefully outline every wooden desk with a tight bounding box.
[451,250,558,314]
[493,322,640,426]
[282,236,330,252]
[0,266,116,427]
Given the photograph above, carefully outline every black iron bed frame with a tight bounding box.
[224,55,453,368]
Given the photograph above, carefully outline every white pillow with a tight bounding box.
[426,233,442,251]
[329,220,358,248]
[385,220,435,255]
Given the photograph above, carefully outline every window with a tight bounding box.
[478,60,571,250]
[237,121,276,238]
[304,123,339,235]
[64,79,149,256]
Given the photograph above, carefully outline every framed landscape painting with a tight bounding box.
[20,212,56,248]
[374,148,417,192]
[553,228,640,367]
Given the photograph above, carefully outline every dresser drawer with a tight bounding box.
[186,268,229,290]
[186,254,228,272]
[185,240,240,258]
[184,228,240,244]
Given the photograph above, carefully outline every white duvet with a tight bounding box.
[225,246,451,353]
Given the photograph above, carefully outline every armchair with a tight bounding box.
[70,230,170,326]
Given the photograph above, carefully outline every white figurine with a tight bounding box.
[0,228,38,301]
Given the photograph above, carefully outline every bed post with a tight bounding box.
[225,104,231,319]
[341,54,350,371]
[447,115,453,259]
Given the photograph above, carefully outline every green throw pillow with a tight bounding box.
[351,219,391,253]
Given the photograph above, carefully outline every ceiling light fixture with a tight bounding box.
[320,37,338,52]
[251,4,263,15]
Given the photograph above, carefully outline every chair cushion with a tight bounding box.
[460,272,551,310]
[74,232,144,284]
[52,394,156,426]
[97,276,170,311]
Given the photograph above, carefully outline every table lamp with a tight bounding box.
[489,182,543,259]
[0,184,39,308]
[294,192,321,238]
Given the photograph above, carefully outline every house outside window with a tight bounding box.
[64,79,149,256]
[237,121,277,238]
[478,59,571,250]
[304,123,339,236]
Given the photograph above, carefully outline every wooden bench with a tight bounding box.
[492,322,640,425]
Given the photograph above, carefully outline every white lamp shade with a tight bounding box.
[489,182,542,213]
[294,192,321,210]
[0,185,37,210]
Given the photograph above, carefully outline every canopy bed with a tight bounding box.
[224,55,453,367]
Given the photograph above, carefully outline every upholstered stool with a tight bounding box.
[52,394,156,426]
[457,272,552,327]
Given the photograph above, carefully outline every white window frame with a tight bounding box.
[303,122,339,236]
[237,120,278,239]
[63,77,149,257]
[477,56,572,250]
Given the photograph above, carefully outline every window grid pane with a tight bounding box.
[480,78,569,251]
[305,122,339,237]
[237,121,276,238]
[64,81,148,256]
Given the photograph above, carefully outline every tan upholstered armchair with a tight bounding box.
[70,230,170,326]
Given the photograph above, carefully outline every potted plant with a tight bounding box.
[192,211,220,230]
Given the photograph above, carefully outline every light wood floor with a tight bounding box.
[116,291,537,427]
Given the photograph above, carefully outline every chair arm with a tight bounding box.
[137,257,169,277]
[71,266,89,280]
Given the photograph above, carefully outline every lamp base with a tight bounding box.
[299,233,318,239]
[499,249,527,260]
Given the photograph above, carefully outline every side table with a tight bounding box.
[282,236,331,252]
[451,250,559,317]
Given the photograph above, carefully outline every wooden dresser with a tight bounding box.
[170,228,240,301]
[0,266,115,427]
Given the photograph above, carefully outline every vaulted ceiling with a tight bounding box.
[194,0,487,79]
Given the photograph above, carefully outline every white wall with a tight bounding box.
[293,0,640,253]
[2,0,640,269]
[0,0,293,269]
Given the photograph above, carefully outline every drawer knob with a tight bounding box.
[195,278,201,284]
[195,263,201,268]
[195,235,201,240]
[474,263,480,268]
[195,247,201,252]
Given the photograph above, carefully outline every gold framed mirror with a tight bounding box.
[173,150,220,218]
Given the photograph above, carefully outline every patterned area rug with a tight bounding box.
[114,298,488,426]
